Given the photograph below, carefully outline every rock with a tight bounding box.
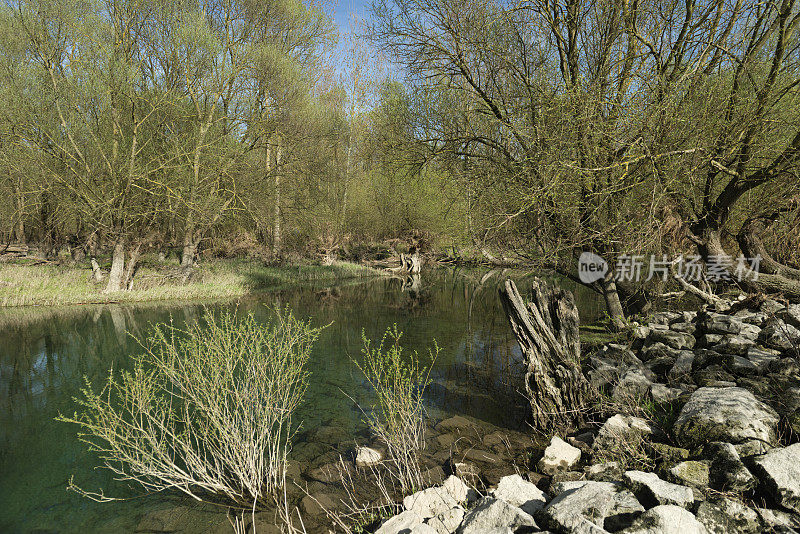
[425,506,464,534]
[458,497,538,534]
[727,355,759,375]
[668,352,695,383]
[462,448,503,465]
[779,303,800,329]
[760,319,800,351]
[376,510,424,534]
[647,356,677,376]
[755,507,800,531]
[696,498,760,534]
[410,524,439,534]
[623,505,708,534]
[732,439,772,457]
[750,443,800,514]
[714,335,756,355]
[404,487,459,519]
[421,466,448,486]
[614,369,654,399]
[769,357,800,376]
[647,443,690,464]
[605,490,646,531]
[594,414,653,452]
[701,334,725,346]
[300,493,337,516]
[650,383,682,403]
[492,474,548,515]
[441,475,470,503]
[624,471,694,508]
[648,329,696,350]
[543,481,617,533]
[451,462,480,482]
[436,415,474,432]
[703,442,756,492]
[651,311,683,325]
[550,479,618,495]
[673,387,780,448]
[704,314,743,335]
[670,322,696,335]
[669,461,710,488]
[538,436,582,475]
[355,446,382,467]
[586,462,624,482]
[642,342,684,362]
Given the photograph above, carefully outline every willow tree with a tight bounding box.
[371,0,800,323]
[9,0,175,290]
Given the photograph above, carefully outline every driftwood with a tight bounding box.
[499,278,591,430]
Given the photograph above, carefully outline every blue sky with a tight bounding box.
[332,0,372,35]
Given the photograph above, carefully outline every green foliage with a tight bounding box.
[58,307,325,506]
[354,325,438,492]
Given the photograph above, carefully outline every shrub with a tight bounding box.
[354,325,438,493]
[58,307,323,508]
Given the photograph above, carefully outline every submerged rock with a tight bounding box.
[355,446,382,467]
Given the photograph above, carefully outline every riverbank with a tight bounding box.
[367,295,800,533]
[0,258,385,307]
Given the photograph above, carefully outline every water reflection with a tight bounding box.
[0,268,602,532]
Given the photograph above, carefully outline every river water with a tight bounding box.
[0,269,602,533]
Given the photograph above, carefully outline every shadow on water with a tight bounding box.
[0,267,603,533]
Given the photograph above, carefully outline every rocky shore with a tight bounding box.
[372,296,800,534]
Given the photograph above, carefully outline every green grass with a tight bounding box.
[0,258,385,307]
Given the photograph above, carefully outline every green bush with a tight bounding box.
[354,325,438,493]
[59,307,323,508]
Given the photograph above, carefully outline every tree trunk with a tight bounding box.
[272,142,282,258]
[737,217,800,281]
[123,243,141,290]
[600,277,627,331]
[13,174,24,244]
[90,258,105,282]
[499,278,592,430]
[105,238,126,293]
[701,227,800,298]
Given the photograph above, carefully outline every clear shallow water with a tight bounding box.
[0,269,602,533]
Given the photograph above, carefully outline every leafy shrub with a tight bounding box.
[59,307,323,508]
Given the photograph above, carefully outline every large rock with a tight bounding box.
[594,414,653,452]
[458,497,537,534]
[624,470,694,508]
[543,481,617,532]
[703,313,743,335]
[492,474,548,515]
[425,506,464,534]
[669,461,710,488]
[714,335,756,356]
[538,436,582,475]
[696,498,760,534]
[704,442,756,492]
[623,505,708,534]
[759,319,800,351]
[613,369,654,399]
[648,329,696,350]
[441,476,470,503]
[750,443,800,514]
[376,510,424,534]
[673,387,779,449]
[404,487,459,519]
[605,490,645,531]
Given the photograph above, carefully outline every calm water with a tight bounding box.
[0,269,602,533]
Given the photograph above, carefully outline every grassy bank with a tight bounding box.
[0,258,385,307]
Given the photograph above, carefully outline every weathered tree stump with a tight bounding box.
[499,278,592,430]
